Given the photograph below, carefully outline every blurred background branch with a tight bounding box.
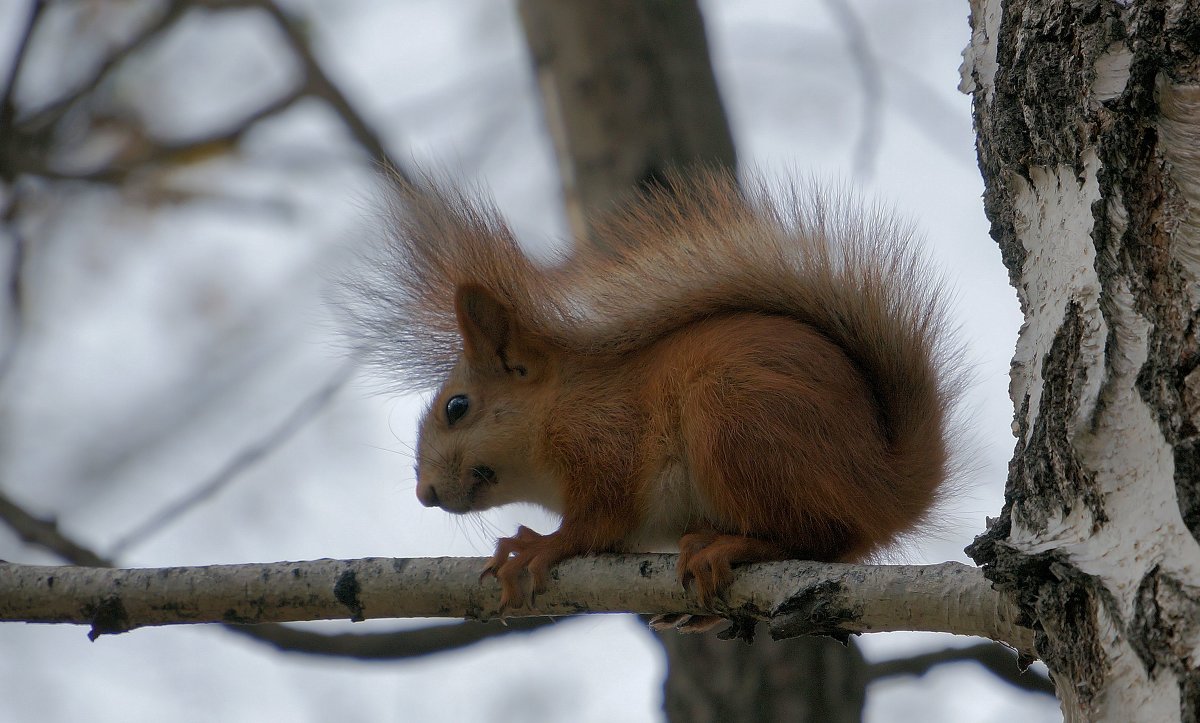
[866,642,1054,698]
[107,360,356,557]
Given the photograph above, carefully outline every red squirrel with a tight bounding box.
[354,171,964,615]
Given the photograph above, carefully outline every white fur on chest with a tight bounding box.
[621,461,711,552]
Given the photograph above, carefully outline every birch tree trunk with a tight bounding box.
[962,0,1200,719]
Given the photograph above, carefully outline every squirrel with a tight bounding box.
[351,170,965,619]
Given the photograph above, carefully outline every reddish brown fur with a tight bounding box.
[356,171,965,611]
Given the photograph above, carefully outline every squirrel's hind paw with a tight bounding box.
[677,532,791,607]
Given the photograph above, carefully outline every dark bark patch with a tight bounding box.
[1034,561,1109,709]
[990,0,1124,171]
[715,616,758,644]
[1163,3,1200,72]
[1182,669,1200,723]
[85,595,130,640]
[982,180,1028,295]
[768,579,861,643]
[1132,567,1200,685]
[334,569,365,622]
[1009,302,1106,534]
[969,547,1108,709]
[1175,440,1200,542]
[1132,565,1167,673]
[222,609,258,625]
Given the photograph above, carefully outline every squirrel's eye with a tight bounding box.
[445,394,470,425]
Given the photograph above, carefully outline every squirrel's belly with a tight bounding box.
[620,460,710,553]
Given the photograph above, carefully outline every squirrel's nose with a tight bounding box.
[416,483,440,508]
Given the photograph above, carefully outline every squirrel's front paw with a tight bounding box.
[481,526,562,612]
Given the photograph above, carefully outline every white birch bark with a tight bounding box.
[0,556,1032,651]
[961,0,1200,719]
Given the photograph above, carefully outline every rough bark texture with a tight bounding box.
[514,3,865,720]
[962,0,1200,719]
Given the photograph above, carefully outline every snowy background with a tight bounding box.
[0,1,1060,721]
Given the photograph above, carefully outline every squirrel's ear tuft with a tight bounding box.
[455,285,544,378]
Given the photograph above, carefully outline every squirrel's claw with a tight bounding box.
[479,561,498,583]
[677,531,733,607]
[677,531,795,607]
[481,526,566,612]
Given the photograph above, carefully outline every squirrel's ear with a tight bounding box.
[454,285,544,378]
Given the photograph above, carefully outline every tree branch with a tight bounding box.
[867,641,1055,697]
[253,0,407,177]
[107,361,354,556]
[821,0,882,177]
[0,556,1035,654]
[0,490,110,568]
[0,191,28,385]
[224,616,557,660]
[0,0,46,132]
[0,488,560,659]
[21,1,190,132]
[9,0,411,186]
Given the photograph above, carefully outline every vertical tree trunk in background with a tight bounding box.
[517,2,866,721]
[518,0,737,239]
[962,0,1200,719]
[661,633,867,723]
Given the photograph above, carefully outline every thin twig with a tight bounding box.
[0,490,111,567]
[822,0,882,178]
[0,191,27,385]
[224,617,557,660]
[255,0,409,178]
[108,362,356,556]
[867,641,1055,697]
[24,84,308,184]
[11,1,412,186]
[0,0,47,132]
[20,1,190,132]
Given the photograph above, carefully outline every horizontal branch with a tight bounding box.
[0,555,1034,653]
[225,616,557,660]
[867,641,1054,696]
